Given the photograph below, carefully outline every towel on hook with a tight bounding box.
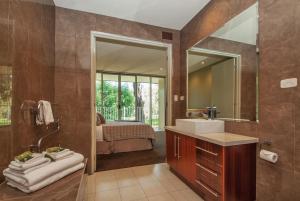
[36,100,54,125]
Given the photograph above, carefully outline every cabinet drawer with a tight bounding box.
[196,163,222,194]
[195,179,221,201]
[196,140,223,173]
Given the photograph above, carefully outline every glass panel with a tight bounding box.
[0,66,12,126]
[96,73,102,114]
[137,76,150,124]
[151,77,165,130]
[137,76,150,83]
[120,75,136,121]
[102,74,119,121]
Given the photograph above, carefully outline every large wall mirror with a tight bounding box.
[187,2,259,122]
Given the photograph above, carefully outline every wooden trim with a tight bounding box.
[91,31,173,174]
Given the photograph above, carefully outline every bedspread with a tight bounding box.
[99,122,155,141]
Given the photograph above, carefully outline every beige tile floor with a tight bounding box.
[85,163,204,201]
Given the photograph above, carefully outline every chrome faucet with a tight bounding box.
[206,106,217,120]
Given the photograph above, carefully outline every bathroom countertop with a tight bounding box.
[0,159,87,201]
[166,126,258,146]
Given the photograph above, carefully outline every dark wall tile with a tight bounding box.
[0,127,12,171]
[0,0,55,182]
[256,161,296,201]
[258,103,295,172]
[225,121,258,138]
[75,37,91,70]
[0,0,10,66]
[55,34,76,69]
[55,7,77,37]
[75,12,96,38]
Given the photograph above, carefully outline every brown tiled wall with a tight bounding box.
[195,37,257,121]
[181,0,300,200]
[54,7,181,173]
[1,1,299,198]
[0,0,55,182]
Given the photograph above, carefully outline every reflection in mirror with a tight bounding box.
[187,2,259,121]
[0,66,12,126]
[188,50,239,119]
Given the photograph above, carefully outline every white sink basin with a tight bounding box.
[175,119,224,134]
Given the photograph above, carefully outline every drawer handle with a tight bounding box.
[196,163,218,177]
[195,146,218,156]
[177,137,181,159]
[195,179,219,198]
[174,136,177,157]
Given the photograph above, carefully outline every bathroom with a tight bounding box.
[0,0,299,200]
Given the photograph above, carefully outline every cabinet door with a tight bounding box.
[176,134,186,176]
[166,131,177,170]
[184,136,196,184]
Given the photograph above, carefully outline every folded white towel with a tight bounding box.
[9,159,51,175]
[36,100,54,125]
[6,162,84,193]
[9,157,51,171]
[44,150,74,161]
[3,153,84,186]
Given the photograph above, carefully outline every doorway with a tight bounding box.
[90,32,173,173]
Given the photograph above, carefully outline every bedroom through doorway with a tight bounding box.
[91,32,173,172]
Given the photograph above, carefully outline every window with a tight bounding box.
[0,66,12,126]
[96,72,166,130]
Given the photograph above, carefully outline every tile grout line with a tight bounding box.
[87,163,202,201]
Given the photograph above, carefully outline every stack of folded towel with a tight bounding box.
[3,148,84,193]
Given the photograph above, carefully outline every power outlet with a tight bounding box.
[174,95,178,102]
[280,78,297,88]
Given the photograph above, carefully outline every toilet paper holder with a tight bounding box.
[259,139,272,150]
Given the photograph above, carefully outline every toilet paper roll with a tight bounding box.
[259,149,278,163]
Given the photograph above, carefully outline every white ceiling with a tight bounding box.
[53,0,211,30]
[96,39,167,76]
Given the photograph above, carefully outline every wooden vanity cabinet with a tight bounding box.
[166,129,256,201]
[166,130,196,183]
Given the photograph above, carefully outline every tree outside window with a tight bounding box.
[0,66,12,126]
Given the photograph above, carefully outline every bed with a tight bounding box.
[96,121,156,154]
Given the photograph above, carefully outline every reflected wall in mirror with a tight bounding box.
[187,2,259,121]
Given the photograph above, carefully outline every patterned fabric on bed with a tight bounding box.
[101,122,155,141]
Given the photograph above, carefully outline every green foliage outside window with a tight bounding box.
[0,66,12,126]
[96,80,135,120]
